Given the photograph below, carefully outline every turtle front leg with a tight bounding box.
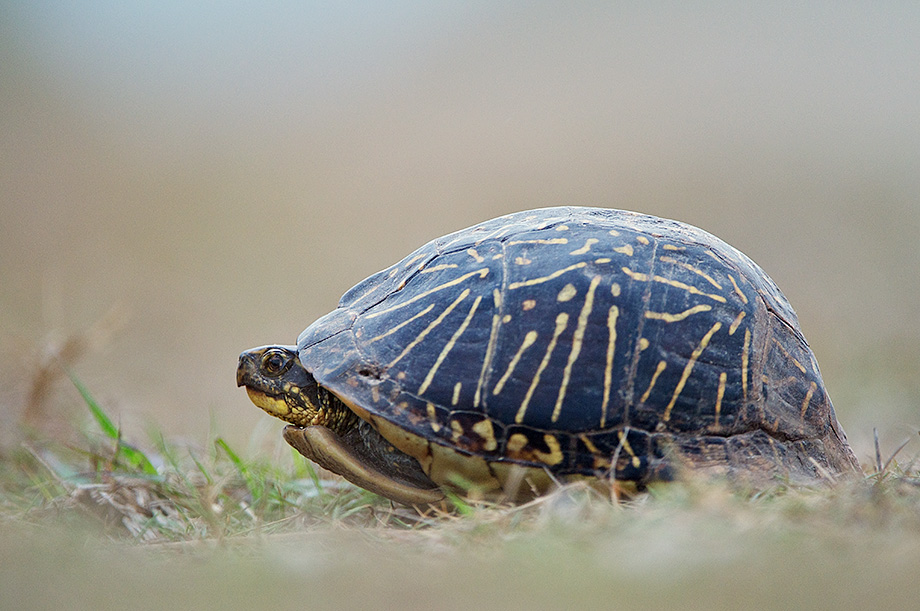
[282,425,444,506]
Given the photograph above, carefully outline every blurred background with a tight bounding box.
[1,2,917,462]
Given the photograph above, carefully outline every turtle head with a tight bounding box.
[237,346,323,427]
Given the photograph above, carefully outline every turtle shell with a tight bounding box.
[298,207,858,494]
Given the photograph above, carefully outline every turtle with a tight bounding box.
[237,206,859,504]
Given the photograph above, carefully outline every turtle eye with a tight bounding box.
[261,349,292,377]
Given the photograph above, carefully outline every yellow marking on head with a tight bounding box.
[507,238,568,246]
[614,244,634,256]
[419,263,459,274]
[728,275,748,304]
[715,371,727,427]
[367,303,436,344]
[555,224,570,231]
[522,299,536,311]
[617,430,642,468]
[729,311,746,335]
[611,283,621,297]
[600,304,619,428]
[662,322,722,421]
[492,253,504,260]
[556,283,577,302]
[502,314,512,323]
[640,360,667,403]
[620,268,727,303]
[388,268,400,278]
[638,338,650,351]
[473,288,503,408]
[514,256,532,265]
[509,261,588,289]
[426,402,441,432]
[608,229,620,236]
[515,312,568,424]
[417,294,482,395]
[493,330,538,395]
[801,381,817,419]
[569,238,599,255]
[467,248,485,263]
[472,419,498,452]
[644,304,713,323]
[507,433,528,453]
[371,385,380,404]
[452,382,462,406]
[636,236,650,245]
[247,387,292,419]
[742,329,751,401]
[595,257,612,264]
[659,255,723,289]
[552,276,600,423]
[386,289,470,368]
[663,244,684,251]
[366,268,489,319]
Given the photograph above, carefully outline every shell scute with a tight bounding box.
[296,207,858,485]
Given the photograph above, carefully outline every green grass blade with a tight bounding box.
[215,437,260,502]
[67,370,119,440]
[67,370,157,475]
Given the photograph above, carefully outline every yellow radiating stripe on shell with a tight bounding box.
[366,268,489,319]
[492,330,538,396]
[515,312,568,424]
[729,275,749,304]
[552,275,601,423]
[569,238,599,255]
[386,289,470,368]
[644,304,712,323]
[640,360,667,403]
[715,371,727,427]
[621,267,727,303]
[742,329,751,401]
[507,238,568,246]
[474,289,503,408]
[419,263,459,274]
[728,311,746,335]
[662,322,722,421]
[801,381,817,419]
[367,303,435,344]
[600,304,619,428]
[508,262,587,289]
[451,382,462,406]
[417,295,482,395]
[556,283,577,302]
[658,255,723,289]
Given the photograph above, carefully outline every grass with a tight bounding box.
[2,372,920,610]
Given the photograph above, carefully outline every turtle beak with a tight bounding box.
[236,350,257,387]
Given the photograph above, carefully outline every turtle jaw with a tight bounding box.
[236,345,319,427]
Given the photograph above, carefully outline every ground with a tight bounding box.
[1,378,919,611]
